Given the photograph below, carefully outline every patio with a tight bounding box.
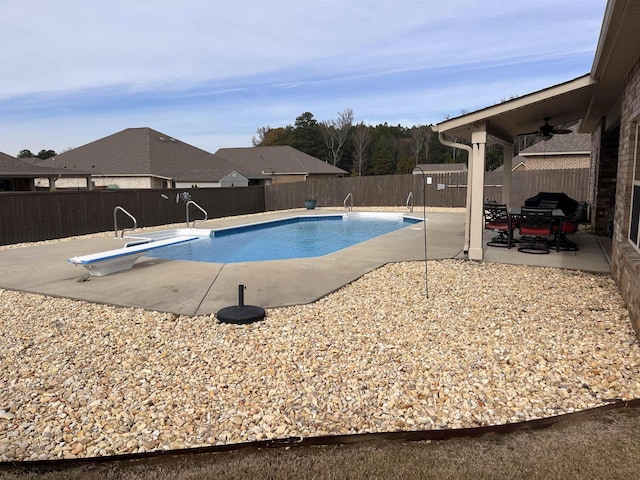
[0,208,610,316]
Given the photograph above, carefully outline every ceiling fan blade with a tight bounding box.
[519,131,542,136]
[551,128,572,134]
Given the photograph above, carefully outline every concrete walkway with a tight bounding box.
[0,209,610,316]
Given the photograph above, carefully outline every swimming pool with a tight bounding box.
[145,212,423,263]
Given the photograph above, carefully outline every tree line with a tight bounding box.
[18,149,57,160]
[252,110,507,176]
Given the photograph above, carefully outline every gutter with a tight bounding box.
[432,127,474,254]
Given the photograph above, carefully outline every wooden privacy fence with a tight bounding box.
[265,174,466,211]
[0,187,264,245]
[264,169,590,211]
[506,169,590,207]
[0,169,589,245]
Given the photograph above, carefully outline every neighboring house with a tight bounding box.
[516,125,591,170]
[493,125,591,172]
[413,163,467,174]
[37,128,269,189]
[215,146,347,184]
[432,0,640,337]
[0,151,90,191]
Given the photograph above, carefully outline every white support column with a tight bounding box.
[468,126,487,261]
[502,143,513,207]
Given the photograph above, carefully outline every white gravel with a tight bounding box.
[1,258,639,462]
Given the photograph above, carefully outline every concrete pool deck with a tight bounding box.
[0,208,611,316]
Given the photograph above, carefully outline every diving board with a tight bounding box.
[68,235,199,276]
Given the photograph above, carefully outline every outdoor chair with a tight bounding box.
[517,207,554,254]
[484,203,517,248]
[553,202,588,252]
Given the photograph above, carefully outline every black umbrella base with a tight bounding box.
[217,305,266,324]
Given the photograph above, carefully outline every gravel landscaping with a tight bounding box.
[1,257,639,462]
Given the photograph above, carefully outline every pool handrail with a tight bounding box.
[344,193,353,212]
[113,206,137,238]
[186,200,208,228]
[406,192,414,213]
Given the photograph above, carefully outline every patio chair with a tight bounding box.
[517,207,554,254]
[484,203,516,248]
[553,202,588,252]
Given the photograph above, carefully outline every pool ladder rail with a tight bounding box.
[406,192,414,213]
[186,200,208,228]
[113,206,137,238]
[344,192,353,212]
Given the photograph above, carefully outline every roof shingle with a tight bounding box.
[0,151,84,176]
[38,128,264,182]
[519,125,591,154]
[215,146,347,175]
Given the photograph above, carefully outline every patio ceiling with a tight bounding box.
[433,74,598,144]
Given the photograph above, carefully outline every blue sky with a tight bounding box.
[0,0,607,157]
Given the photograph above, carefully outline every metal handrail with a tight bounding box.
[406,192,414,213]
[186,200,208,228]
[113,206,137,238]
[343,192,353,212]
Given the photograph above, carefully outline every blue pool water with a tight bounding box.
[147,214,422,263]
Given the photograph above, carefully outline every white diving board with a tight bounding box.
[68,235,199,276]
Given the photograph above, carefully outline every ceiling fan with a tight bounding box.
[522,117,572,140]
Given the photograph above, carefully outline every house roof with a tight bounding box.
[433,74,598,143]
[583,0,640,131]
[38,128,264,182]
[215,146,347,176]
[518,125,591,155]
[0,151,85,177]
[413,163,467,173]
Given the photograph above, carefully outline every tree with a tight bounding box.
[18,149,33,158]
[485,144,504,171]
[252,127,290,146]
[252,126,271,146]
[320,108,354,166]
[392,137,413,174]
[409,126,428,166]
[251,115,473,174]
[427,129,455,163]
[351,122,370,176]
[36,149,56,160]
[290,112,325,160]
[369,131,394,175]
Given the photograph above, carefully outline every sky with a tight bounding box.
[0,0,607,157]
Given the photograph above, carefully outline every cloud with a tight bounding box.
[0,0,607,155]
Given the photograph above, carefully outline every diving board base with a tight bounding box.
[68,235,198,276]
[79,252,147,276]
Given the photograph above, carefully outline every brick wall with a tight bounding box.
[612,58,640,338]
[525,155,590,170]
[589,121,602,213]
[596,127,620,234]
